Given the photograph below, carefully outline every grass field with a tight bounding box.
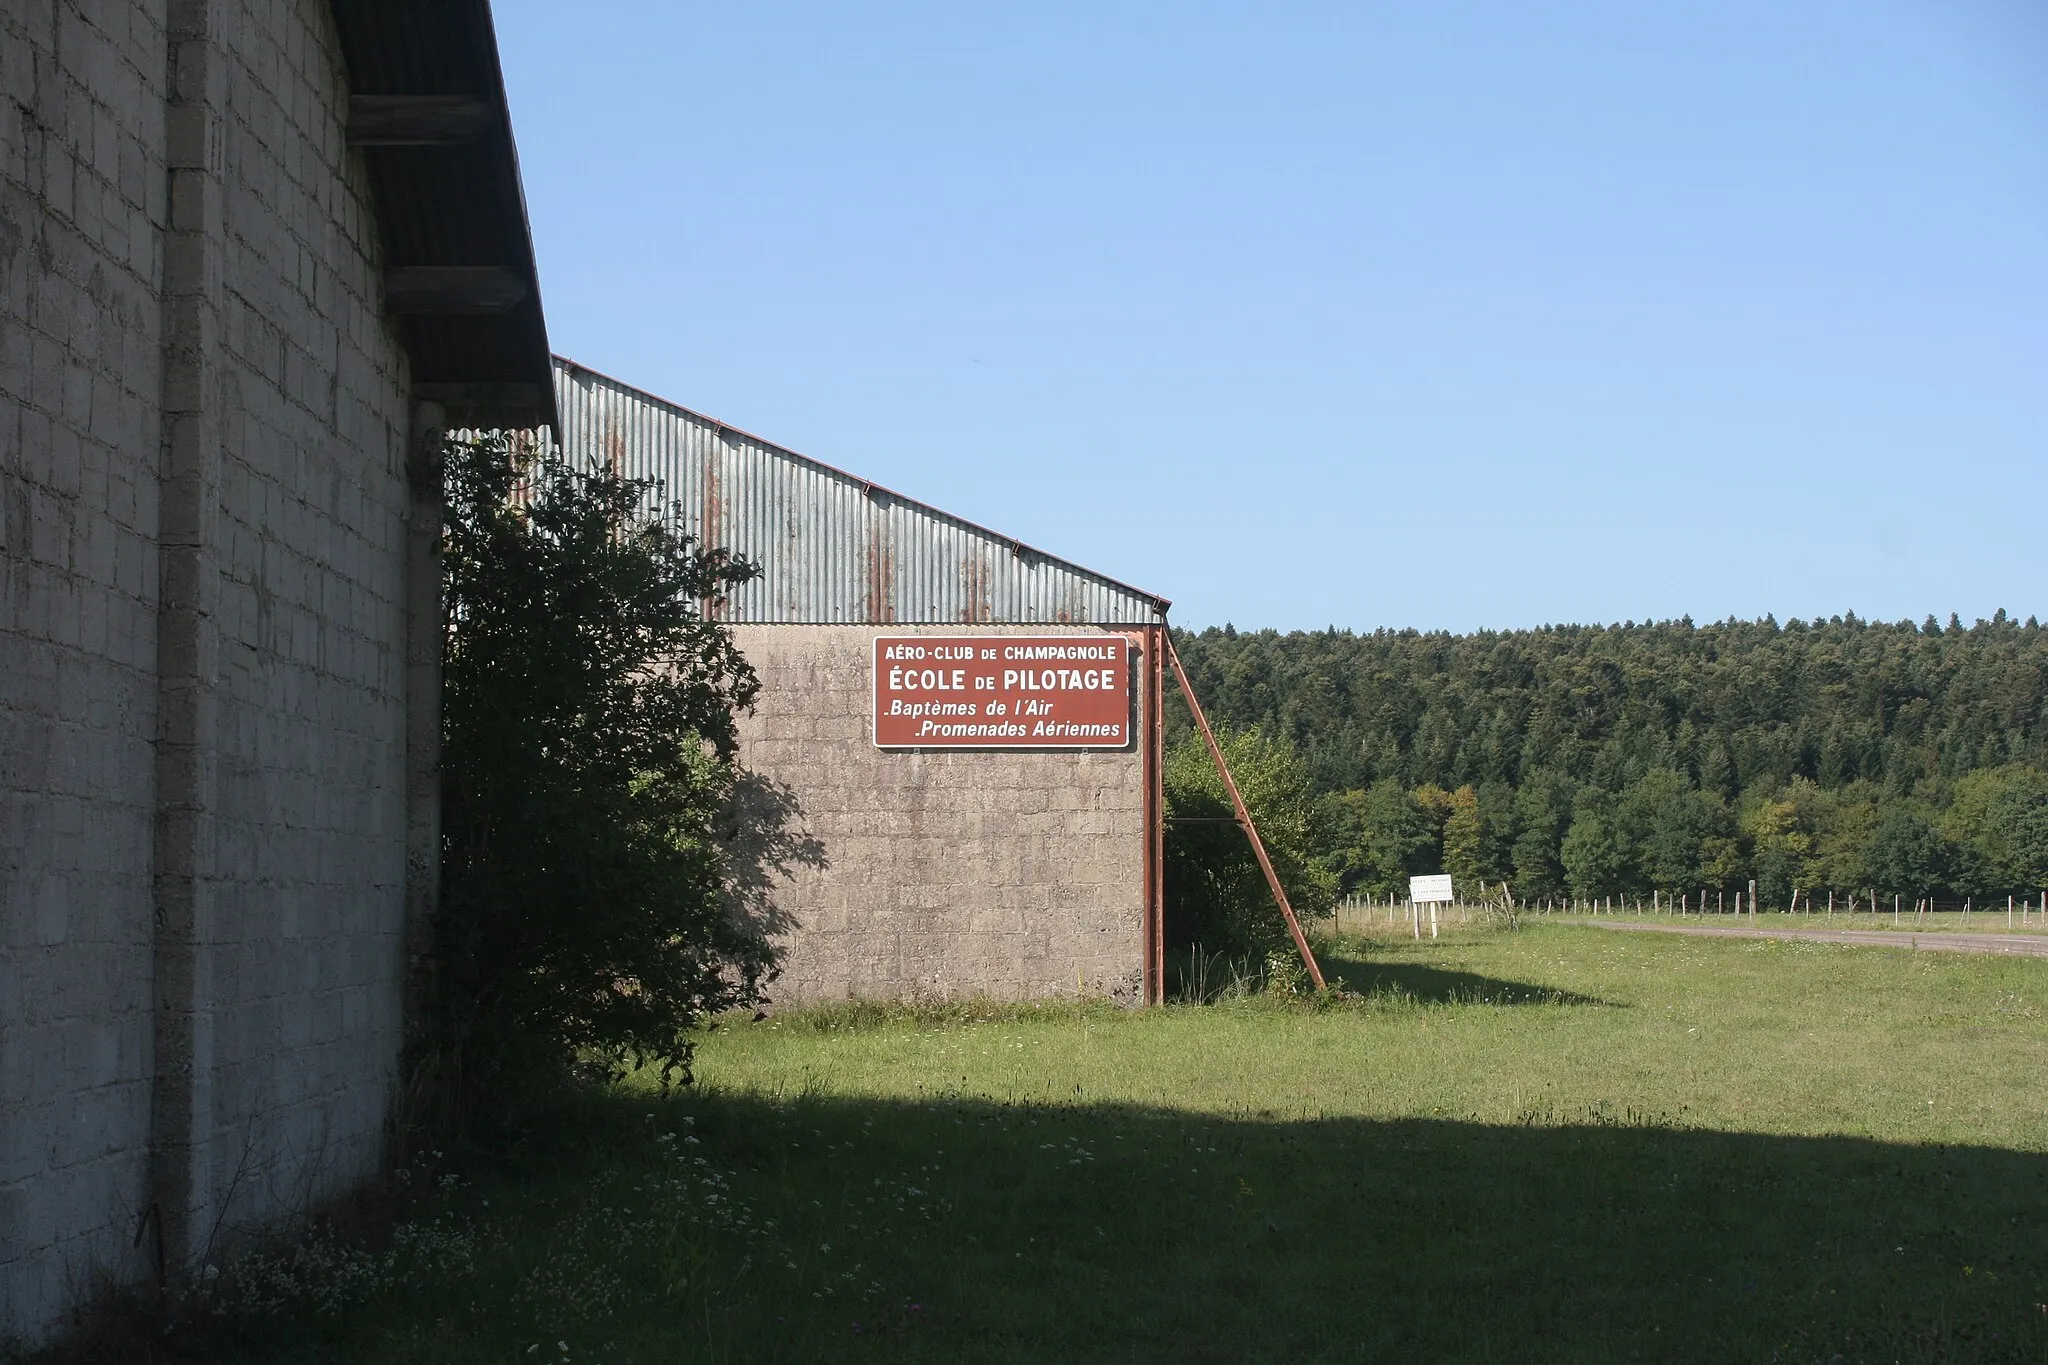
[133,923,2048,1364]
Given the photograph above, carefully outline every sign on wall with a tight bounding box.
[873,635,1133,749]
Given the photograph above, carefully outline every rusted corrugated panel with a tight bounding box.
[541,357,1170,626]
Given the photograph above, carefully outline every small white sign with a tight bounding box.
[1410,874,1455,904]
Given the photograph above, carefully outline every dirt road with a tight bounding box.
[1582,918,2048,958]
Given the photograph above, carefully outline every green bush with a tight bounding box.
[430,434,773,1123]
[1163,727,1335,977]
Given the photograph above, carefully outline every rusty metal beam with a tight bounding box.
[383,267,526,315]
[1164,634,1326,991]
[1140,626,1168,1004]
[348,95,491,145]
[1151,625,1167,1001]
[412,381,552,428]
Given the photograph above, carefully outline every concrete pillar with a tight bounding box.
[149,0,226,1280]
[401,402,447,1075]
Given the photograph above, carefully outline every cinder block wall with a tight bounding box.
[0,0,412,1339]
[729,625,1149,1005]
[203,0,411,1253]
[0,0,171,1331]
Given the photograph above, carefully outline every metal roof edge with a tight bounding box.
[550,354,1172,616]
[473,0,558,436]
[326,0,558,435]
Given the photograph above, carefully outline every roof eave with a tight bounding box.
[328,0,558,436]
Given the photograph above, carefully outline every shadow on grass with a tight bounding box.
[1319,950,1614,1007]
[152,1085,2048,1365]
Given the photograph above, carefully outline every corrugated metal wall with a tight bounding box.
[539,358,1170,626]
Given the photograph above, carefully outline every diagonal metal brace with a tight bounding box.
[1164,636,1326,990]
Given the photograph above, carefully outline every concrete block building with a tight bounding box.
[1,0,553,1341]
[1,0,1173,1341]
[549,360,1172,1009]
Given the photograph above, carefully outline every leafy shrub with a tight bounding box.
[430,435,773,1121]
[1163,726,1335,977]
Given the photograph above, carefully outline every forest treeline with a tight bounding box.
[1166,613,2048,911]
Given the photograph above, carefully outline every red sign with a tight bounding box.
[873,635,1133,749]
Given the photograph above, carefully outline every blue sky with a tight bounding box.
[495,0,2047,633]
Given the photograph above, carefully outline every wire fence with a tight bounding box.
[1326,889,2048,937]
[1328,894,1492,939]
